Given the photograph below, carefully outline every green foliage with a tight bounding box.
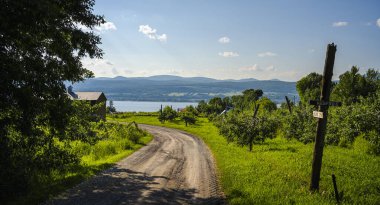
[196,88,264,115]
[184,105,199,116]
[10,121,151,204]
[0,0,104,200]
[106,100,116,113]
[332,67,379,105]
[215,110,278,151]
[180,106,197,126]
[327,93,380,151]
[158,106,177,122]
[282,106,316,144]
[196,100,209,114]
[208,97,225,114]
[296,72,322,104]
[65,101,102,143]
[233,89,263,111]
[257,97,277,112]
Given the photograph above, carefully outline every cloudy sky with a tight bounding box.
[82,0,380,81]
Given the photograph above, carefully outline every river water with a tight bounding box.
[108,101,199,112]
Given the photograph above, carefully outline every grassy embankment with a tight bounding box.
[109,113,380,205]
[10,123,153,205]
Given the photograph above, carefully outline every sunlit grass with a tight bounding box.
[109,114,380,204]
[9,129,152,205]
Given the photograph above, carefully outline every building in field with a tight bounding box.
[67,85,107,121]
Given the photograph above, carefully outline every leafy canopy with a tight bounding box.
[0,0,104,198]
[296,72,322,104]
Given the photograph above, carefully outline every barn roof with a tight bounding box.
[74,92,104,100]
[67,91,106,101]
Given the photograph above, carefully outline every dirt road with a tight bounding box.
[46,124,224,205]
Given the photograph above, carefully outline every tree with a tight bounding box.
[296,72,322,104]
[216,110,277,151]
[230,89,263,111]
[184,105,198,116]
[158,106,177,122]
[0,0,104,197]
[331,66,378,105]
[180,109,197,126]
[208,97,224,114]
[242,89,263,102]
[197,100,209,114]
[107,100,116,113]
[257,97,277,112]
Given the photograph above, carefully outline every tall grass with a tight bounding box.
[109,114,380,204]
[9,122,153,205]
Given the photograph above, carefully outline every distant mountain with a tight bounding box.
[71,75,299,103]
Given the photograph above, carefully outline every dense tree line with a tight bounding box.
[200,67,379,154]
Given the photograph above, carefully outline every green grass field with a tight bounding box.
[109,114,380,205]
[10,130,153,205]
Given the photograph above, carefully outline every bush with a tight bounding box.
[215,110,278,151]
[158,106,177,122]
[91,140,120,160]
[282,106,316,144]
[70,140,92,158]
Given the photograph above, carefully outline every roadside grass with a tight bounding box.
[9,124,153,205]
[109,114,380,204]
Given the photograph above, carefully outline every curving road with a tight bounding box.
[45,124,224,205]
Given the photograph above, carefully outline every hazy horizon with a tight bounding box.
[92,74,290,81]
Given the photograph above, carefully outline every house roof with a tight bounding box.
[68,92,106,101]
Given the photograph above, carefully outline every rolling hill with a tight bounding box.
[71,75,299,103]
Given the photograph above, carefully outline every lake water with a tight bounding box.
[109,101,199,112]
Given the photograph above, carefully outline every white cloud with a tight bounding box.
[377,18,380,27]
[76,21,117,33]
[266,65,275,71]
[82,58,114,67]
[81,58,117,77]
[332,21,348,27]
[157,34,167,42]
[111,68,119,75]
[218,37,230,44]
[240,64,261,71]
[95,22,117,32]
[218,52,239,57]
[138,25,167,42]
[239,64,275,72]
[123,70,134,75]
[258,52,277,57]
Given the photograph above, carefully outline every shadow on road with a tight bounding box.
[46,167,224,205]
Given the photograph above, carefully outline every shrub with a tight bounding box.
[282,106,316,144]
[216,110,278,151]
[70,140,91,158]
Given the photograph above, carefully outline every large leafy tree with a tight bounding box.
[296,72,322,104]
[0,0,104,197]
[332,67,379,105]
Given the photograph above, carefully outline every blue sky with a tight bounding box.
[82,0,380,81]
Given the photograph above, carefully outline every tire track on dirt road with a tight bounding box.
[45,124,224,205]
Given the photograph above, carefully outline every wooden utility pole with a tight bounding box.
[285,96,292,113]
[310,43,337,191]
[249,104,260,152]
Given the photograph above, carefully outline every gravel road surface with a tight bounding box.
[45,124,224,205]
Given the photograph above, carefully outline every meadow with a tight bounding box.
[109,114,380,205]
